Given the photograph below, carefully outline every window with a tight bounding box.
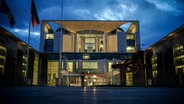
[68,61,73,72]
[83,61,97,69]
[127,40,135,46]
[173,45,184,74]
[152,55,157,70]
[47,61,58,86]
[126,33,135,40]
[85,38,95,52]
[83,54,90,60]
[0,59,4,65]
[45,33,54,39]
[0,45,6,74]
[45,39,53,52]
[0,67,3,74]
[0,49,6,56]
[108,61,112,72]
[126,72,133,86]
[152,70,158,78]
[126,46,135,53]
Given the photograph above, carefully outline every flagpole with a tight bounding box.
[58,0,64,86]
[25,0,32,85]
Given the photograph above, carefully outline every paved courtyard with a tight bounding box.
[0,86,184,104]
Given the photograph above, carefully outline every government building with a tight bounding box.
[145,24,184,87]
[1,20,183,87]
[0,26,39,86]
[39,20,141,86]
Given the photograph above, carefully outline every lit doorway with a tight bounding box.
[126,72,133,86]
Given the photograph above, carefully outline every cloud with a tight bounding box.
[1,0,183,51]
[94,8,118,20]
[147,0,182,15]
[40,7,61,19]
[10,27,40,50]
[11,28,40,36]
[71,1,138,20]
[73,8,92,19]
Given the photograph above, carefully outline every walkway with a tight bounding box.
[0,86,184,104]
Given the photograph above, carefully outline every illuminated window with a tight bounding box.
[45,33,54,39]
[82,61,97,69]
[152,70,158,78]
[83,54,90,60]
[173,45,184,74]
[47,61,58,86]
[68,61,73,72]
[126,72,133,86]
[85,38,95,43]
[126,46,135,53]
[0,45,6,74]
[126,33,135,40]
[108,61,112,72]
[85,38,95,52]
[22,55,27,78]
[33,53,39,85]
[152,55,157,70]
[176,65,184,74]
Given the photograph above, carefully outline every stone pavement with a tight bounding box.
[0,86,184,104]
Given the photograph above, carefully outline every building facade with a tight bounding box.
[39,20,142,86]
[0,26,39,86]
[145,24,184,87]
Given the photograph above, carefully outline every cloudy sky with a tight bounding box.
[0,0,184,51]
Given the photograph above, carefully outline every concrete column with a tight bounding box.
[81,37,85,52]
[112,58,117,64]
[96,36,99,52]
[39,21,46,53]
[76,33,80,52]
[78,59,82,73]
[135,21,140,51]
[72,34,75,52]
[53,32,60,52]
[117,32,126,53]
[103,33,107,52]
[63,58,68,70]
[98,60,103,73]
[73,59,76,73]
[103,59,108,73]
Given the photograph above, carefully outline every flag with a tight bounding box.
[31,0,39,27]
[0,0,16,28]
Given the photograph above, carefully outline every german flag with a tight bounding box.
[0,0,16,28]
[31,0,39,27]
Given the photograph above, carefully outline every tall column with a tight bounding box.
[73,59,76,73]
[63,58,68,70]
[103,59,108,73]
[58,26,63,86]
[135,21,140,51]
[81,37,85,52]
[76,33,80,52]
[78,59,82,73]
[72,34,75,52]
[112,58,117,64]
[112,58,117,85]
[103,33,107,52]
[39,21,46,53]
[98,60,103,73]
[96,36,99,52]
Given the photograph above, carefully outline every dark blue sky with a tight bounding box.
[0,0,184,51]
